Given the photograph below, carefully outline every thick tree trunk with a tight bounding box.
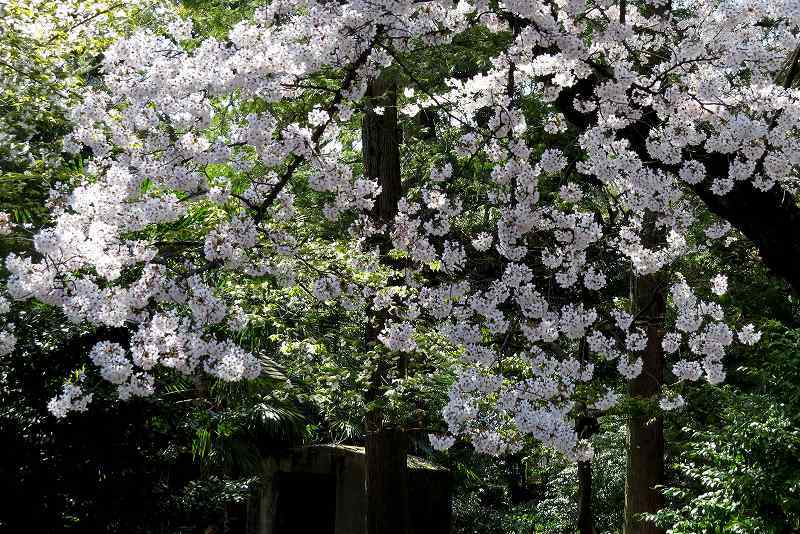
[362,73,408,534]
[624,269,666,534]
[363,76,402,223]
[365,426,409,534]
[577,459,596,534]
[576,412,599,534]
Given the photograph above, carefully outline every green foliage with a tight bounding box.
[447,419,625,534]
[180,0,259,39]
[653,313,800,532]
[654,389,800,533]
[0,298,306,532]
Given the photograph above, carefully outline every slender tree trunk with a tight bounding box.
[624,248,666,534]
[576,411,599,534]
[363,76,402,224]
[362,73,408,534]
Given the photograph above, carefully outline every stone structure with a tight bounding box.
[247,444,451,534]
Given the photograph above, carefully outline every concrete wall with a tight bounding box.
[333,449,368,534]
[251,445,451,534]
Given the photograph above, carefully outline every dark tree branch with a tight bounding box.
[552,63,800,294]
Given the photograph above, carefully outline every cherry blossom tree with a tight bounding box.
[3,0,798,531]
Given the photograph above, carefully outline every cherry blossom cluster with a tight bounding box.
[6,0,478,416]
[0,212,12,236]
[0,0,149,170]
[369,0,788,457]
[47,380,93,418]
[0,294,16,357]
[4,0,781,459]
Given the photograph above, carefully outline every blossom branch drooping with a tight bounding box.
[4,0,785,464]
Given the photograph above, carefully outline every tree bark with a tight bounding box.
[577,458,596,534]
[575,411,599,534]
[363,76,402,224]
[624,262,666,534]
[553,70,800,296]
[687,174,800,294]
[365,427,409,534]
[362,73,408,534]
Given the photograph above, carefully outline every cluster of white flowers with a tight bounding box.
[539,149,568,174]
[0,0,142,170]
[0,212,12,235]
[378,321,417,353]
[3,0,784,461]
[659,394,686,411]
[203,215,258,266]
[0,327,15,355]
[705,222,732,240]
[591,389,620,411]
[738,324,763,346]
[47,381,93,418]
[0,295,16,356]
[471,232,493,252]
[544,113,567,134]
[617,357,644,380]
[313,275,342,302]
[711,274,728,296]
[428,433,456,451]
[672,360,704,382]
[558,183,583,204]
[90,341,133,386]
[204,342,262,382]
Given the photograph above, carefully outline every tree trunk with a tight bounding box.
[576,412,599,534]
[362,73,408,534]
[363,76,402,224]
[577,459,596,534]
[365,426,409,534]
[624,268,666,534]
